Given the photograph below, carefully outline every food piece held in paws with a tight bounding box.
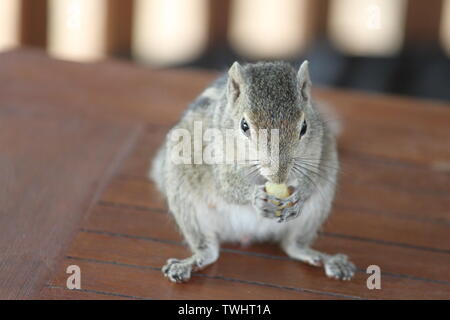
[265,182,289,200]
[265,182,293,216]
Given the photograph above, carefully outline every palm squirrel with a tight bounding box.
[150,61,356,283]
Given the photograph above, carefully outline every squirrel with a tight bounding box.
[150,61,356,283]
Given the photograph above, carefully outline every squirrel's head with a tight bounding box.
[226,60,324,184]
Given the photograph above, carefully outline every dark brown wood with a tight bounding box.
[303,0,329,44]
[317,89,450,166]
[207,0,232,49]
[1,49,450,299]
[0,49,214,126]
[21,0,48,47]
[0,110,140,299]
[80,204,450,283]
[404,0,444,45]
[106,0,134,57]
[47,258,330,300]
[60,231,449,299]
[335,180,450,223]
[39,286,136,300]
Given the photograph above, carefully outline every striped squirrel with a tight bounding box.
[150,61,355,283]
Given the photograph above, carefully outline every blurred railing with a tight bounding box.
[0,0,449,66]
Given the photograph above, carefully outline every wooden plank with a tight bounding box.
[106,0,133,57]
[82,205,450,282]
[325,207,450,252]
[21,0,48,47]
[116,127,168,178]
[317,88,450,166]
[303,0,329,44]
[0,110,140,299]
[83,205,176,240]
[101,177,164,210]
[63,231,450,299]
[335,180,450,224]
[404,0,444,45]
[339,151,450,198]
[0,49,214,126]
[339,121,450,168]
[48,258,331,300]
[39,286,136,300]
[207,0,231,48]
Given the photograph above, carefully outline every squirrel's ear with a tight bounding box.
[297,60,311,102]
[227,61,244,102]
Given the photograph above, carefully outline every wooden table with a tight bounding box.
[1,49,449,300]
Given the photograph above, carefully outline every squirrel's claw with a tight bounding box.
[277,188,302,223]
[277,205,301,223]
[252,185,281,219]
[277,188,300,207]
[253,184,279,203]
[253,185,302,221]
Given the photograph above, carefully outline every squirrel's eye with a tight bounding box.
[300,121,307,138]
[241,118,250,136]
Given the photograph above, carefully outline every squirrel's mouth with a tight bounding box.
[259,163,291,185]
[243,160,292,185]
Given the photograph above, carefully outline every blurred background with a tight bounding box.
[0,0,449,101]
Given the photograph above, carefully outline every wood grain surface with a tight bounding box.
[0,49,449,299]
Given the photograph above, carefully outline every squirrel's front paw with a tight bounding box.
[252,184,282,219]
[252,185,302,222]
[276,189,303,223]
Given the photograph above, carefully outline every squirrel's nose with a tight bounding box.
[260,162,290,184]
[268,170,289,184]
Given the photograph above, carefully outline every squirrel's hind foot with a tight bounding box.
[162,248,219,283]
[283,245,356,281]
[324,254,356,281]
[162,258,193,283]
